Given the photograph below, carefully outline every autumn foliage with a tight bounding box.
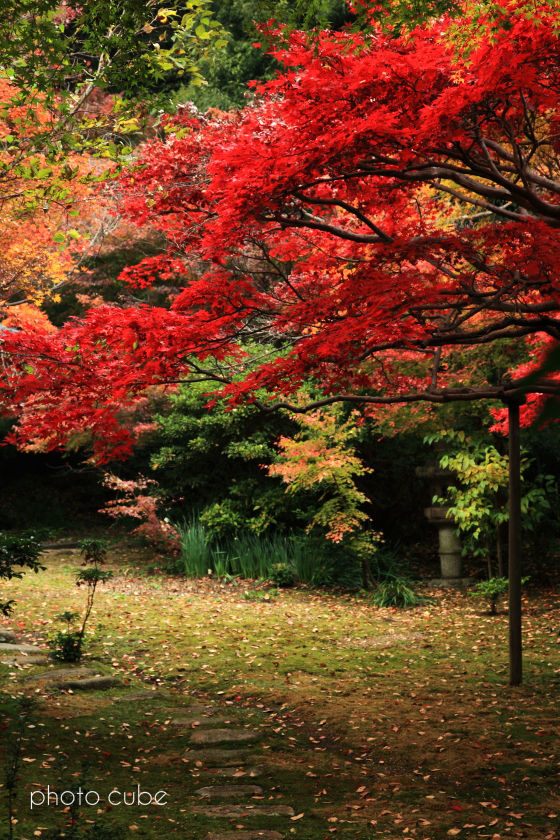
[2,0,560,458]
[0,80,80,314]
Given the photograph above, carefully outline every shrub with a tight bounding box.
[79,538,108,566]
[100,474,181,555]
[371,576,425,608]
[242,588,278,602]
[270,561,297,588]
[50,630,83,662]
[369,543,405,582]
[426,430,556,578]
[0,532,44,615]
[50,611,82,662]
[470,576,530,615]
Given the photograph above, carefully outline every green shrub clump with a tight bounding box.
[470,576,530,615]
[0,531,44,615]
[51,630,83,662]
[270,561,297,588]
[371,576,425,608]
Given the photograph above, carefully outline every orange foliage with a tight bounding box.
[2,303,56,333]
[0,78,108,315]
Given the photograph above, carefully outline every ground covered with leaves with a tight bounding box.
[0,544,559,840]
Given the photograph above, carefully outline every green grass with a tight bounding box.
[0,542,559,839]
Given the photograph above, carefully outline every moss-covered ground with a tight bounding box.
[0,544,558,840]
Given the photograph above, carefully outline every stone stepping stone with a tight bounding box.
[23,668,121,690]
[55,675,122,691]
[0,643,47,665]
[185,749,252,766]
[0,643,43,654]
[205,832,284,840]
[2,655,49,666]
[193,804,294,818]
[162,704,214,715]
[190,729,259,746]
[42,541,80,549]
[196,766,263,779]
[196,784,263,799]
[24,667,100,682]
[170,715,230,726]
[0,629,16,642]
[119,690,169,701]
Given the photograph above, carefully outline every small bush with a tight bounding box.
[50,611,82,662]
[243,588,279,602]
[212,549,230,578]
[290,536,337,587]
[0,531,44,615]
[470,576,530,615]
[226,532,289,579]
[50,630,83,662]
[79,538,108,565]
[270,561,297,588]
[371,576,424,608]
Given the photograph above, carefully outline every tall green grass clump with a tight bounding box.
[174,517,363,587]
[371,576,425,608]
[176,517,214,576]
[226,532,286,579]
[224,532,342,585]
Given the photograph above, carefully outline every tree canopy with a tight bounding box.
[2,0,559,460]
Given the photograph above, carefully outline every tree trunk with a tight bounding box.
[361,558,373,590]
[496,524,504,578]
[507,399,522,686]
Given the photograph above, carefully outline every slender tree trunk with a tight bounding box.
[361,558,373,590]
[507,399,522,686]
[79,582,97,643]
[496,524,504,578]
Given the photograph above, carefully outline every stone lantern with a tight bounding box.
[416,465,472,587]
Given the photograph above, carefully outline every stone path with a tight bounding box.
[196,766,263,778]
[0,631,297,839]
[190,728,259,745]
[185,748,253,766]
[192,805,295,817]
[196,784,264,799]
[179,697,295,840]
